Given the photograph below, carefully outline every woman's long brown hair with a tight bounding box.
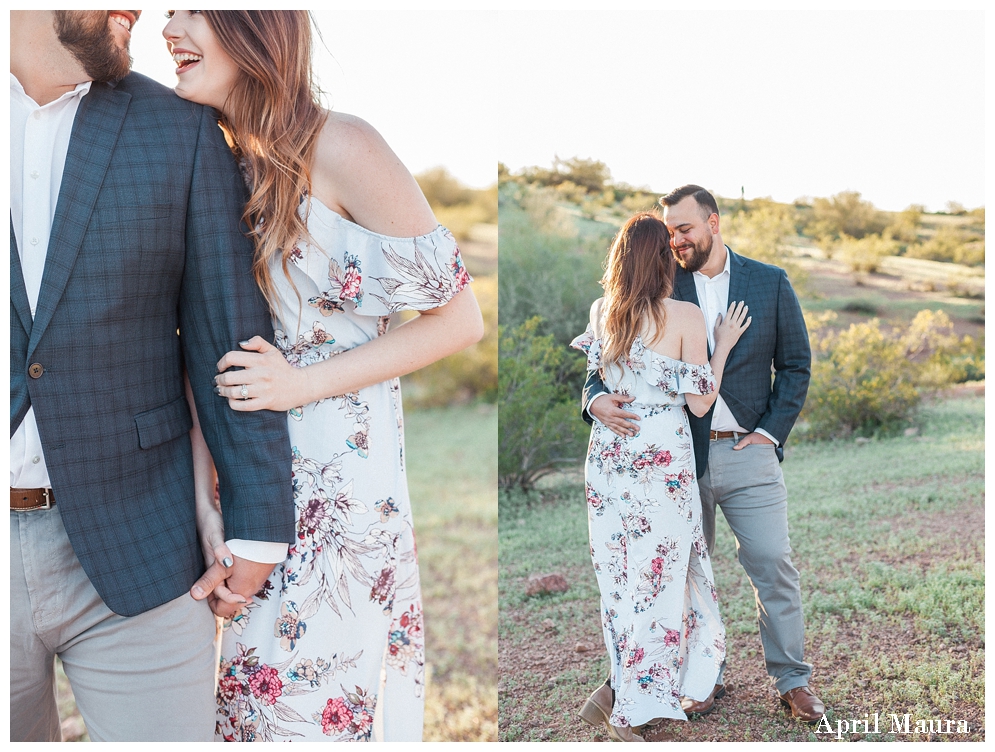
[202,10,327,310]
[599,212,675,371]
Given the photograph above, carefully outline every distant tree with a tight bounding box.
[498,318,588,490]
[906,226,985,267]
[722,199,803,281]
[834,233,899,274]
[415,166,473,208]
[552,156,612,194]
[806,190,887,242]
[884,205,923,246]
[945,200,967,216]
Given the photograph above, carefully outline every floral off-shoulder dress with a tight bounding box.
[570,327,726,728]
[215,198,470,742]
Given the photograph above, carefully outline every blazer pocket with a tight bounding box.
[93,203,174,228]
[135,396,193,450]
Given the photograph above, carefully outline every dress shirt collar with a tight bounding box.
[10,72,91,108]
[692,244,731,283]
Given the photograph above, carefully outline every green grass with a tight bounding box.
[802,294,983,325]
[406,403,498,742]
[498,395,984,742]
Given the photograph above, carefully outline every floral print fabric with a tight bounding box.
[571,325,726,726]
[215,199,470,742]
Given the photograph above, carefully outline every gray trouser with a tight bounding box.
[698,439,812,694]
[10,505,220,742]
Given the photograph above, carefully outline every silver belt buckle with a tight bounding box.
[13,488,53,512]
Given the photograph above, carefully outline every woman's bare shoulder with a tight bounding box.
[589,297,605,336]
[310,111,436,236]
[664,298,705,323]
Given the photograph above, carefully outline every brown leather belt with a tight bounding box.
[10,488,55,511]
[709,430,744,441]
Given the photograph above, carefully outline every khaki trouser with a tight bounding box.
[698,439,812,694]
[10,505,220,742]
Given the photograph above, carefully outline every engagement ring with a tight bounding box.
[240,385,249,399]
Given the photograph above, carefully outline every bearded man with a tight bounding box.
[10,11,293,741]
[580,185,824,724]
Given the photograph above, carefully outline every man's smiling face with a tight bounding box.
[53,11,141,83]
[663,195,718,273]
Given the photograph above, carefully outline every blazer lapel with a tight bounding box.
[727,248,752,304]
[10,218,33,338]
[28,82,131,358]
[673,267,699,306]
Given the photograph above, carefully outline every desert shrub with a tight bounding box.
[416,168,498,244]
[498,318,589,490]
[801,310,973,439]
[834,232,899,273]
[619,191,660,214]
[722,199,804,282]
[906,226,985,267]
[417,166,475,207]
[510,157,611,195]
[401,276,497,408]
[967,206,985,231]
[840,299,880,316]
[434,203,492,242]
[805,190,887,244]
[884,205,924,247]
[518,185,575,237]
[498,195,605,346]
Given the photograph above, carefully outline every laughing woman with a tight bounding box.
[162,10,483,742]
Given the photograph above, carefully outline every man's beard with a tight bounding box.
[671,237,712,273]
[54,11,132,83]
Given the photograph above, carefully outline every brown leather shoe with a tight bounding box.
[577,680,646,742]
[680,683,726,715]
[779,686,825,722]
[605,724,646,743]
[578,680,613,728]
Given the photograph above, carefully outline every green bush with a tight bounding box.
[498,317,589,490]
[722,199,804,282]
[805,190,887,243]
[883,205,924,247]
[834,232,899,273]
[800,310,974,439]
[497,191,606,346]
[906,226,985,267]
[402,275,497,408]
[416,168,498,245]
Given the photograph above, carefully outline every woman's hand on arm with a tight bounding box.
[217,286,483,411]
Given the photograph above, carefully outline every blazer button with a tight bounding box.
[28,363,44,378]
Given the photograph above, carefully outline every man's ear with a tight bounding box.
[708,212,720,235]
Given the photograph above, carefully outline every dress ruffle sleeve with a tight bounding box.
[319,219,471,317]
[569,324,602,372]
[637,337,715,397]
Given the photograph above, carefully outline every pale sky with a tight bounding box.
[71,7,987,210]
[495,9,985,213]
[130,10,499,189]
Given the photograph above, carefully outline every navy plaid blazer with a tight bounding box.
[582,248,811,477]
[10,73,294,617]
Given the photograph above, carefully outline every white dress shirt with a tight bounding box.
[9,74,286,564]
[10,73,91,489]
[692,246,779,446]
